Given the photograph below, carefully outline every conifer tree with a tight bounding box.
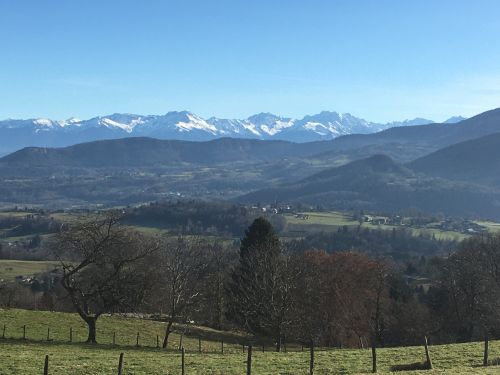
[226,217,293,351]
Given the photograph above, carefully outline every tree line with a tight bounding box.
[1,214,499,350]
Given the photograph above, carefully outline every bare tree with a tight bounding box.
[54,214,158,343]
[159,236,208,349]
[244,246,297,351]
[200,242,235,330]
[291,251,391,348]
[440,234,500,342]
[291,251,329,346]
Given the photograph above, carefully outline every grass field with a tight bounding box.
[475,221,500,234]
[284,212,469,241]
[0,260,60,281]
[1,309,500,374]
[0,211,36,218]
[0,309,247,351]
[0,209,473,244]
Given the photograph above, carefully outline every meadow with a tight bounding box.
[0,260,59,281]
[284,212,469,241]
[1,309,499,374]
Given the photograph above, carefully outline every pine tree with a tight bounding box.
[226,217,292,351]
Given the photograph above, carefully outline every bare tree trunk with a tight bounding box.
[483,333,489,367]
[162,320,173,349]
[371,341,377,373]
[85,317,97,344]
[276,335,282,352]
[309,342,314,375]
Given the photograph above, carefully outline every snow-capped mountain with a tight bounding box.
[384,118,434,128]
[443,116,467,124]
[0,110,465,155]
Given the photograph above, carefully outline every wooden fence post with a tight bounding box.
[118,353,124,375]
[483,333,489,367]
[23,325,26,340]
[136,332,139,347]
[181,347,185,375]
[43,355,49,375]
[113,332,116,346]
[46,327,50,341]
[247,345,252,375]
[242,344,245,353]
[179,332,184,351]
[309,344,314,375]
[2,324,5,339]
[69,327,72,343]
[424,336,433,369]
[371,342,377,373]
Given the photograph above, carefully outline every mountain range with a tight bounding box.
[0,111,464,155]
[0,107,499,219]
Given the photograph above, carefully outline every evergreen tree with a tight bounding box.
[226,217,293,351]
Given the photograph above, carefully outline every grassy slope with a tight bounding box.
[1,309,500,374]
[0,209,477,245]
[475,221,500,234]
[0,260,60,281]
[285,212,468,241]
[0,309,247,350]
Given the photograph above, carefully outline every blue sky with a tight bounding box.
[1,0,500,122]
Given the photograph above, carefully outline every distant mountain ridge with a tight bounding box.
[1,107,500,216]
[0,110,464,154]
[0,137,327,168]
[312,108,500,162]
[408,132,500,188]
[238,154,500,219]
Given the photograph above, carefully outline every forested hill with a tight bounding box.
[0,137,333,167]
[238,154,500,219]
[408,132,500,188]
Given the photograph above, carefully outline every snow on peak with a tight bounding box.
[99,117,134,132]
[175,113,218,134]
[259,119,295,136]
[0,110,458,143]
[33,118,55,127]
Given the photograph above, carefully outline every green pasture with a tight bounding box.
[284,212,469,241]
[1,309,500,374]
[0,260,60,281]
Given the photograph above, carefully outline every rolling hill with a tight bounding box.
[0,137,340,207]
[0,137,333,169]
[238,154,500,219]
[408,132,500,188]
